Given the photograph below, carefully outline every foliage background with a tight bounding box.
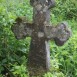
[0,0,77,77]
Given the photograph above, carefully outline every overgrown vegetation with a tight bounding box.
[0,0,77,77]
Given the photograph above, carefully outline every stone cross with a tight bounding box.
[11,0,71,76]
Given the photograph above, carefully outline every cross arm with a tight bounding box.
[44,22,72,46]
[11,17,33,40]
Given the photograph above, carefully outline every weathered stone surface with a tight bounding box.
[30,0,55,8]
[53,22,71,46]
[28,39,50,76]
[11,0,72,76]
[11,17,33,39]
[44,22,71,45]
